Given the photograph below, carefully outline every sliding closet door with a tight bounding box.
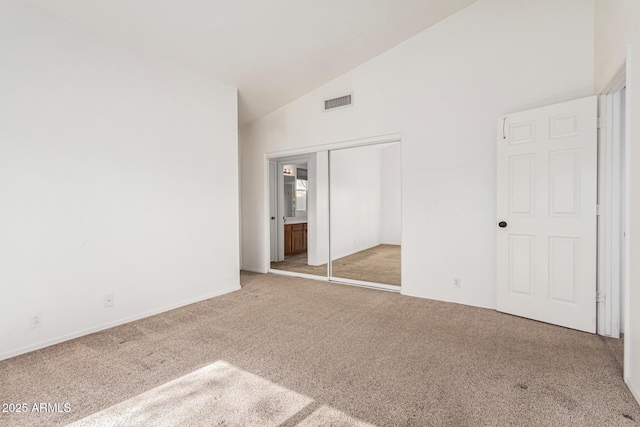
[269,152,330,279]
[329,143,401,288]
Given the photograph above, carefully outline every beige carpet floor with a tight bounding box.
[0,272,638,426]
[271,244,401,286]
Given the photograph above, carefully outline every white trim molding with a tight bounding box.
[596,58,628,339]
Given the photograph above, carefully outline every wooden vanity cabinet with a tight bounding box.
[284,223,307,256]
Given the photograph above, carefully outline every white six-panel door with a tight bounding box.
[496,96,598,333]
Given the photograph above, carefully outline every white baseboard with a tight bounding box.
[626,377,640,406]
[0,285,240,362]
[400,290,496,311]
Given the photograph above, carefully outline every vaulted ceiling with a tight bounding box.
[24,0,477,126]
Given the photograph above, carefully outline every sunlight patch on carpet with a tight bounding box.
[67,360,375,426]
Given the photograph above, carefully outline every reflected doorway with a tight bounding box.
[269,153,329,279]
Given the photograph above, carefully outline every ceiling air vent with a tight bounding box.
[324,93,353,112]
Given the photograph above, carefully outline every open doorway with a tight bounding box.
[272,161,311,266]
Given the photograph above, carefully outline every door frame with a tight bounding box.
[269,154,312,263]
[269,160,278,262]
[597,59,629,339]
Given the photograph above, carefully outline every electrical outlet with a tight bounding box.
[30,312,43,329]
[104,294,115,308]
[454,277,461,288]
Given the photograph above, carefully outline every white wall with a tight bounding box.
[240,0,594,308]
[595,0,640,92]
[0,0,240,360]
[594,0,640,406]
[330,145,383,260]
[381,143,402,245]
[627,31,640,406]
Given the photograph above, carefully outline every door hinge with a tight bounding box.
[597,117,603,129]
[596,291,606,303]
[596,204,600,216]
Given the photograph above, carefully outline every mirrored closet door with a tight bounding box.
[268,141,401,290]
[329,143,401,288]
[269,152,329,280]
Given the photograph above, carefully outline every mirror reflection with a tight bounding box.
[329,143,401,286]
[269,154,329,278]
[269,143,401,289]
[283,165,307,219]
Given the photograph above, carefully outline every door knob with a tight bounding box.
[498,221,507,228]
